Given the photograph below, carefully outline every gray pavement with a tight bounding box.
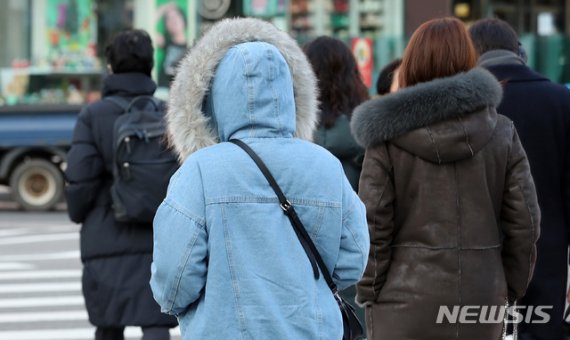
[0,185,181,340]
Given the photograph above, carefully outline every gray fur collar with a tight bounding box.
[350,68,502,148]
[167,18,319,162]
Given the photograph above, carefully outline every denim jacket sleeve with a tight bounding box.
[332,171,370,291]
[150,159,208,316]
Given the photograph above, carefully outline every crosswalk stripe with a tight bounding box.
[0,282,80,293]
[0,295,84,308]
[0,310,87,322]
[0,214,181,339]
[0,229,30,237]
[0,233,78,245]
[0,270,81,280]
[0,263,34,271]
[0,251,80,261]
[0,326,181,340]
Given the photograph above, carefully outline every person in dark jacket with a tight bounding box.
[65,30,177,340]
[376,58,401,96]
[352,17,540,339]
[470,18,570,340]
[303,36,370,327]
[303,36,369,192]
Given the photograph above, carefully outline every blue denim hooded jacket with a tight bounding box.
[151,18,369,340]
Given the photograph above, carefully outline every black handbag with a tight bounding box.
[230,139,364,340]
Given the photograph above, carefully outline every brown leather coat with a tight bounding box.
[350,68,540,340]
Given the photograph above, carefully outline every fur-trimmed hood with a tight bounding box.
[350,68,503,163]
[167,18,319,162]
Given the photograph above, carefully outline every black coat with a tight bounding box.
[65,73,177,328]
[486,64,570,340]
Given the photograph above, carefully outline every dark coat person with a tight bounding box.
[375,58,401,96]
[303,36,369,192]
[303,36,370,328]
[65,30,177,340]
[352,18,540,340]
[470,18,570,340]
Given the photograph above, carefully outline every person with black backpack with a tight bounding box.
[65,30,178,340]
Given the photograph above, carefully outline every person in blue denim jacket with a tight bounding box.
[150,18,370,339]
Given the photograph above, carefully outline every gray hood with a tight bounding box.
[167,18,319,162]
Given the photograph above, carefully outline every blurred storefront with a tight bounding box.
[0,0,406,108]
[3,0,569,109]
[0,0,189,108]
[0,0,138,108]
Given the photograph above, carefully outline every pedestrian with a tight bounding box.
[150,18,369,339]
[65,30,178,340]
[470,18,570,340]
[351,17,540,339]
[303,37,368,191]
[375,58,401,96]
[155,2,187,87]
[303,35,369,329]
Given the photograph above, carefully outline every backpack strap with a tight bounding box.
[105,96,162,113]
[105,96,131,111]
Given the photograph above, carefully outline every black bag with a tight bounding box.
[230,139,364,340]
[106,96,178,223]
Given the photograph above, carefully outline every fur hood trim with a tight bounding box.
[166,18,319,162]
[350,68,502,148]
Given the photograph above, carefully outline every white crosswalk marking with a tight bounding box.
[0,251,80,261]
[0,269,81,280]
[0,311,88,323]
[0,296,84,308]
[0,327,182,340]
[0,263,33,270]
[0,213,181,340]
[0,233,78,245]
[0,282,81,293]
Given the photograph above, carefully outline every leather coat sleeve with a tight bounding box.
[65,108,105,223]
[355,144,395,306]
[501,125,541,302]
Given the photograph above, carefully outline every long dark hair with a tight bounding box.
[304,37,369,128]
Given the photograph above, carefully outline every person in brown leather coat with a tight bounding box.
[351,17,540,340]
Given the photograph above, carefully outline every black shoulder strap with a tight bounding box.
[105,96,161,113]
[229,139,339,294]
[105,96,131,111]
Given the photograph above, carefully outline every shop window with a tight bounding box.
[0,0,138,108]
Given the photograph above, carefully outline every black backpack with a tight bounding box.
[106,96,179,223]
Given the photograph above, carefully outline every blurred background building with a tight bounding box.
[0,0,569,109]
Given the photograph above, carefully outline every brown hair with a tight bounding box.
[399,17,477,88]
